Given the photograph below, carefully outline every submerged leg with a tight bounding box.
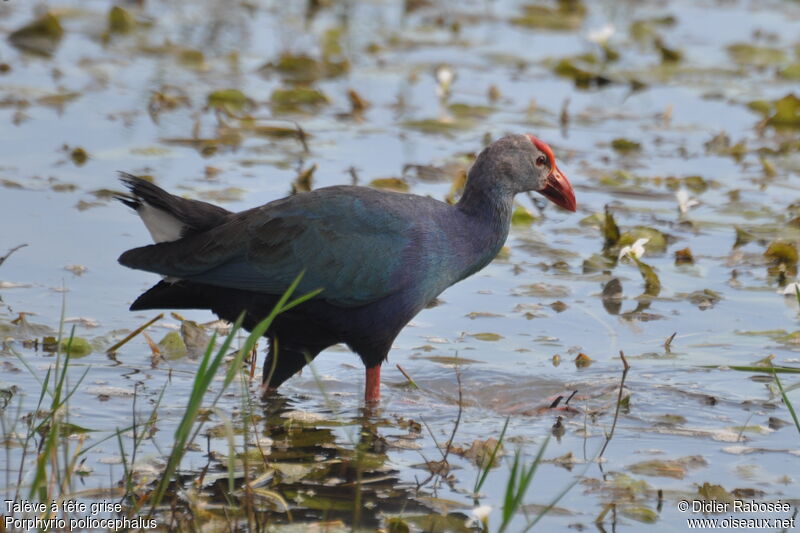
[365,365,381,404]
[260,337,319,398]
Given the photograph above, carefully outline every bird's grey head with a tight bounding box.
[468,134,577,211]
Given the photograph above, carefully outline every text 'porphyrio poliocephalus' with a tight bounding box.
[118,134,576,403]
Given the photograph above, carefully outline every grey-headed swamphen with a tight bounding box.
[117,134,576,403]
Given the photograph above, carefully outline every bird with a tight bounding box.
[117,134,576,403]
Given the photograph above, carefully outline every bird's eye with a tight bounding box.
[536,155,547,167]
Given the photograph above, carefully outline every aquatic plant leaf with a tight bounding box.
[270,87,329,112]
[404,514,474,533]
[158,331,187,360]
[780,63,800,80]
[448,103,494,119]
[108,6,136,34]
[618,227,667,254]
[583,253,615,273]
[765,241,798,266]
[262,53,349,83]
[726,44,786,66]
[611,138,641,153]
[633,258,661,297]
[619,505,659,524]
[369,177,409,192]
[674,247,694,265]
[697,482,734,503]
[207,89,252,113]
[450,437,504,470]
[512,2,586,31]
[59,337,92,357]
[181,320,210,358]
[766,94,800,128]
[512,204,537,226]
[8,13,64,56]
[628,456,706,479]
[684,289,722,310]
[471,332,502,341]
[603,207,620,249]
[402,118,473,135]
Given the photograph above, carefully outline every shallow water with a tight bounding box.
[1,0,799,531]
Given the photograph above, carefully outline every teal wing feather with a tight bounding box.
[119,187,414,307]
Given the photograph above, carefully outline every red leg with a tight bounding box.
[365,365,381,403]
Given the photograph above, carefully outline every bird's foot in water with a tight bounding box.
[259,382,278,399]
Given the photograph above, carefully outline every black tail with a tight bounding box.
[130,280,212,311]
[116,172,232,234]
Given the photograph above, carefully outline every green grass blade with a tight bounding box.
[772,366,800,436]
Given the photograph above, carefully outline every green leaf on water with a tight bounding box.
[108,6,136,34]
[401,118,473,135]
[619,505,659,524]
[270,87,329,112]
[697,482,734,503]
[765,241,798,267]
[619,227,668,254]
[611,138,641,154]
[158,331,187,360]
[628,456,706,479]
[512,204,537,226]
[369,177,409,192]
[511,1,586,31]
[207,89,252,113]
[448,103,494,119]
[59,337,92,357]
[726,43,786,66]
[765,94,800,129]
[471,332,503,341]
[603,207,620,249]
[8,13,64,56]
[633,258,661,297]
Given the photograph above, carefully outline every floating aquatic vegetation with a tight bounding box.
[260,53,349,84]
[270,87,330,113]
[207,89,254,114]
[108,6,136,34]
[726,43,787,67]
[512,0,587,31]
[610,138,641,154]
[369,177,409,192]
[750,93,800,129]
[8,13,64,56]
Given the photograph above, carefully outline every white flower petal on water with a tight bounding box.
[588,24,615,44]
[676,188,699,214]
[618,238,649,260]
[471,505,492,520]
[780,282,800,296]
